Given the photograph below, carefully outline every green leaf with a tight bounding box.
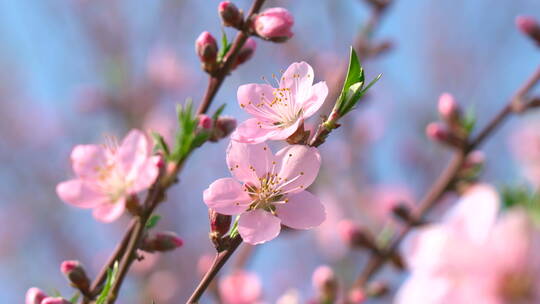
[69,292,80,303]
[96,261,119,304]
[145,214,162,229]
[212,104,226,122]
[342,47,364,95]
[151,132,169,156]
[461,107,476,135]
[217,29,232,62]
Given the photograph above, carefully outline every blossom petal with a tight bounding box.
[238,209,281,244]
[395,272,451,304]
[279,62,314,98]
[276,191,326,229]
[203,178,252,215]
[226,141,274,185]
[301,81,328,118]
[237,83,279,120]
[444,183,500,244]
[129,156,160,193]
[117,129,152,177]
[275,145,321,194]
[56,179,107,208]
[71,144,108,179]
[401,226,451,272]
[92,198,126,223]
[268,118,302,141]
[231,118,276,144]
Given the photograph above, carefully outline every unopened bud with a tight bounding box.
[366,281,389,298]
[312,265,338,302]
[338,220,374,248]
[219,1,243,28]
[209,209,232,237]
[464,150,485,170]
[195,31,218,65]
[233,38,257,69]
[516,16,540,46]
[197,114,213,130]
[210,116,237,142]
[141,231,184,253]
[253,8,294,42]
[26,287,47,304]
[348,288,366,303]
[42,298,71,304]
[425,122,465,148]
[438,93,460,122]
[61,260,90,293]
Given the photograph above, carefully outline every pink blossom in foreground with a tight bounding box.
[203,141,326,244]
[397,184,501,303]
[509,121,540,188]
[56,130,159,222]
[219,270,262,304]
[254,7,294,41]
[25,288,47,304]
[231,62,328,144]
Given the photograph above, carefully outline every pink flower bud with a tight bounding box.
[254,8,294,41]
[338,220,373,248]
[366,281,389,297]
[464,150,485,169]
[195,31,218,64]
[516,16,540,45]
[438,93,459,120]
[348,288,366,303]
[219,1,243,28]
[141,231,184,253]
[41,298,71,304]
[425,122,449,142]
[233,38,257,69]
[209,209,232,237]
[198,114,213,130]
[25,287,47,304]
[210,116,237,142]
[312,265,338,302]
[61,260,90,292]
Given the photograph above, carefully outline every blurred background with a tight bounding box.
[1,0,540,302]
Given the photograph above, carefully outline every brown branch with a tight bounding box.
[186,235,243,303]
[353,64,540,292]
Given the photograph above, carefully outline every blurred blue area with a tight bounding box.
[1,0,540,302]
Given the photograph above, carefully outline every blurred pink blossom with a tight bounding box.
[231,62,328,144]
[146,47,185,90]
[197,254,214,276]
[131,252,159,274]
[397,184,501,303]
[367,185,414,227]
[56,130,159,222]
[219,270,262,304]
[203,141,325,244]
[510,121,540,188]
[147,270,180,302]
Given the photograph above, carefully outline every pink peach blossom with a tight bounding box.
[231,62,328,144]
[219,270,262,304]
[56,130,160,222]
[203,141,326,244]
[397,184,501,304]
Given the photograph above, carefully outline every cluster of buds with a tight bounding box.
[196,2,295,74]
[425,93,469,149]
[516,16,540,47]
[25,288,70,304]
[196,114,238,142]
[140,231,184,253]
[61,260,90,295]
[312,265,339,303]
[455,150,486,190]
[208,208,232,251]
